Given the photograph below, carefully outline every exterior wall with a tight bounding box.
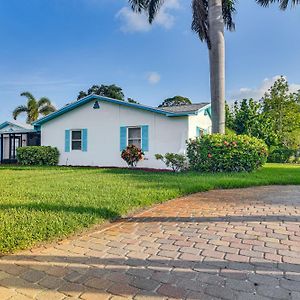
[41,100,189,168]
[188,109,212,140]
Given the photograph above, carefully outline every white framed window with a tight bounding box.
[127,127,141,149]
[71,130,82,151]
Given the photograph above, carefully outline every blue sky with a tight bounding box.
[0,0,299,122]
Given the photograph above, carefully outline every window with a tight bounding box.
[196,126,206,137]
[128,127,141,149]
[71,130,82,150]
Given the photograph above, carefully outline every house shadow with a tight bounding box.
[0,254,299,299]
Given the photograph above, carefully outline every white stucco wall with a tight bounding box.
[188,109,212,140]
[41,100,191,168]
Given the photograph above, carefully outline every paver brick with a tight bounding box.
[157,283,188,299]
[0,186,299,299]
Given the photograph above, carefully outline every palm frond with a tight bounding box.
[128,0,149,12]
[191,0,209,46]
[256,0,300,10]
[148,0,165,23]
[38,97,52,107]
[39,105,56,116]
[20,91,35,102]
[222,0,236,31]
[12,105,28,120]
[128,0,164,23]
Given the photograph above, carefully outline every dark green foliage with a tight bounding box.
[268,146,295,163]
[262,76,300,148]
[155,153,187,172]
[121,145,144,167]
[77,84,125,101]
[158,96,192,108]
[17,146,60,166]
[77,84,141,105]
[127,97,140,104]
[187,134,268,172]
[226,77,300,152]
[226,99,278,146]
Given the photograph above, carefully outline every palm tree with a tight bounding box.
[128,0,299,133]
[13,92,56,124]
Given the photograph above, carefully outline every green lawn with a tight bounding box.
[0,163,299,254]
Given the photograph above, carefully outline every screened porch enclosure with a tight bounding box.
[0,133,40,163]
[0,121,40,164]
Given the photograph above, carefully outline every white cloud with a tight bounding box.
[116,0,180,33]
[147,72,161,84]
[228,75,300,101]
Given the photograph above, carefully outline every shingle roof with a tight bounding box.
[158,103,210,113]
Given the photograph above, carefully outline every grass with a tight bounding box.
[0,163,299,254]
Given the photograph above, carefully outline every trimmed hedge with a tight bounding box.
[187,134,268,172]
[17,146,60,166]
[268,146,295,163]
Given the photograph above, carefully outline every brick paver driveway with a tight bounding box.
[0,186,300,300]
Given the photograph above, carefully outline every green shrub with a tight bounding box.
[268,146,295,163]
[121,145,144,167]
[17,146,60,166]
[187,134,268,172]
[155,153,187,172]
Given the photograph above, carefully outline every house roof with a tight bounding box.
[33,94,211,127]
[0,121,35,133]
[159,103,210,114]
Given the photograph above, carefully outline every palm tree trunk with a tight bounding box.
[208,0,225,134]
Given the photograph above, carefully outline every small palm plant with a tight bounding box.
[13,92,56,124]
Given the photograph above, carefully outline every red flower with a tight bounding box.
[208,153,212,158]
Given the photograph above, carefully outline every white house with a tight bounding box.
[30,95,211,169]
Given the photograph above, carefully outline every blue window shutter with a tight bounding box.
[120,126,127,151]
[65,130,70,152]
[142,125,149,152]
[196,126,200,137]
[82,129,88,152]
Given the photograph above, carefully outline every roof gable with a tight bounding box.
[33,94,211,126]
[0,121,34,133]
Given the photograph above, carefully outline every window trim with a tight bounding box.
[127,126,142,149]
[71,129,83,151]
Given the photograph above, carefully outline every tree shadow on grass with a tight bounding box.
[0,202,120,219]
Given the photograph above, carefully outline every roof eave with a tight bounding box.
[33,94,187,126]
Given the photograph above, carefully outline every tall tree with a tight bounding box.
[158,96,192,107]
[226,77,300,147]
[262,76,300,146]
[13,92,56,124]
[128,0,299,133]
[77,84,125,100]
[226,99,278,146]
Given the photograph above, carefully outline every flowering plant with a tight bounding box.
[187,134,268,172]
[121,145,144,167]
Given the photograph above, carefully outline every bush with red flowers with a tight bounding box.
[121,145,144,167]
[187,134,268,172]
